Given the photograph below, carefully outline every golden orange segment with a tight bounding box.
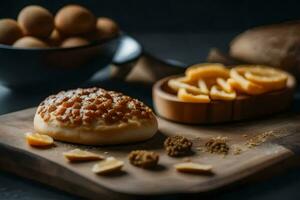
[244,66,288,90]
[230,68,266,95]
[185,63,230,81]
[63,148,104,162]
[197,79,209,94]
[210,85,236,101]
[216,78,234,93]
[168,78,203,94]
[178,88,211,103]
[26,132,53,147]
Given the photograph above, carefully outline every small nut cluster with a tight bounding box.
[128,150,159,169]
[37,87,153,127]
[205,136,229,155]
[164,135,193,157]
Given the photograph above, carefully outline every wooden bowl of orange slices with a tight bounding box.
[153,63,296,124]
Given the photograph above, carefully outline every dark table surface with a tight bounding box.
[0,32,300,200]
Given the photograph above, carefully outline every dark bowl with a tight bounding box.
[0,36,120,90]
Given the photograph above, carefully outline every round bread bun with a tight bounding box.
[34,87,158,145]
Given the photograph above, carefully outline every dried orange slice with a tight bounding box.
[92,157,124,175]
[244,66,287,90]
[203,78,218,89]
[197,79,209,94]
[26,132,53,147]
[210,85,236,101]
[230,67,266,95]
[227,78,244,93]
[63,149,104,162]
[176,76,194,84]
[216,78,234,93]
[178,88,210,103]
[168,78,203,94]
[185,63,230,81]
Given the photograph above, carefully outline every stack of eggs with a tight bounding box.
[0,4,119,48]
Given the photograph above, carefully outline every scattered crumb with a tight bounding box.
[243,134,248,138]
[233,146,242,155]
[182,158,192,162]
[245,131,276,148]
[196,147,204,152]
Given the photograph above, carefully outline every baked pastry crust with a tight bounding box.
[34,87,157,145]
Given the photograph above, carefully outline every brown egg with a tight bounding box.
[0,19,23,45]
[47,29,64,46]
[55,5,96,36]
[13,36,48,48]
[96,17,119,40]
[18,5,54,38]
[61,37,89,48]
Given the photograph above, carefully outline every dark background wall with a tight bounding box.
[1,0,300,33]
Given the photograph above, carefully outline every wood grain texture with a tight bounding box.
[153,75,295,124]
[0,108,299,199]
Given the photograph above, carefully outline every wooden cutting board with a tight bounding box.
[0,107,299,199]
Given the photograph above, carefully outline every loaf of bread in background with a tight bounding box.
[229,21,300,77]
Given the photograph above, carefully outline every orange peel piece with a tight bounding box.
[230,67,266,95]
[185,63,230,81]
[63,149,104,162]
[210,85,236,101]
[178,88,211,103]
[26,132,53,147]
[244,66,287,90]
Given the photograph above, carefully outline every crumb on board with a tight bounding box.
[233,146,242,155]
[245,131,276,148]
[182,157,192,162]
[196,147,204,152]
